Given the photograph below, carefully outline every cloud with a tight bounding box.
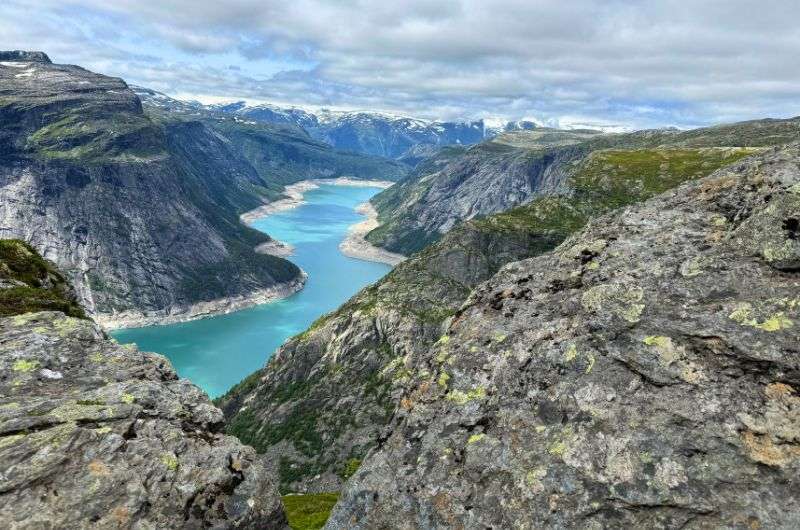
[2,0,798,127]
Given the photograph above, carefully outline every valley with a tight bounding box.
[1,43,799,530]
[111,182,394,398]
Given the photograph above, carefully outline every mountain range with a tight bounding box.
[1,50,799,529]
[137,88,540,160]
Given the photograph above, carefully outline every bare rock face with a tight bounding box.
[328,145,800,529]
[0,311,288,529]
[0,51,302,323]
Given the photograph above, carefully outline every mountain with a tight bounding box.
[208,101,540,160]
[0,52,404,327]
[366,118,800,254]
[216,137,762,497]
[329,144,800,529]
[0,240,288,528]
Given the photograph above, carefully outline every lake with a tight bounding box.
[111,183,391,398]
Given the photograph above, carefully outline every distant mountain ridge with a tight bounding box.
[134,87,541,160]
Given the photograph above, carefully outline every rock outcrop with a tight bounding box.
[328,144,800,528]
[0,243,288,529]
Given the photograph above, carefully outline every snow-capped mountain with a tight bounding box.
[133,87,541,160]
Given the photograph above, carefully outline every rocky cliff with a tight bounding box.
[0,53,404,327]
[368,119,800,255]
[328,144,800,528]
[217,140,762,497]
[0,240,288,528]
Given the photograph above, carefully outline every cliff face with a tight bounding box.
[368,119,800,255]
[0,242,288,529]
[328,145,800,528]
[0,52,303,324]
[0,54,405,327]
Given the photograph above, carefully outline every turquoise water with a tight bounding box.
[111,184,391,398]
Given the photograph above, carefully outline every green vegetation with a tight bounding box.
[0,239,86,318]
[282,493,340,530]
[339,458,361,480]
[227,405,323,457]
[26,110,165,164]
[474,147,758,248]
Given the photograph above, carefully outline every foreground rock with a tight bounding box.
[329,145,800,528]
[0,310,287,528]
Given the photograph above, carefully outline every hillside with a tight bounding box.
[367,119,800,254]
[216,139,763,498]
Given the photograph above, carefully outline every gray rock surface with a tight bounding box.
[0,310,288,529]
[217,214,554,493]
[328,144,800,528]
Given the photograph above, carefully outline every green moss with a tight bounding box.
[0,239,86,318]
[339,458,361,480]
[282,493,340,530]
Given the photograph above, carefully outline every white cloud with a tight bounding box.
[2,0,799,127]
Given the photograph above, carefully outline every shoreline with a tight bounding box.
[339,202,406,266]
[104,177,397,331]
[241,177,404,266]
[240,177,396,226]
[98,273,307,330]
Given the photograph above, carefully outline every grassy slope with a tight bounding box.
[282,493,340,530]
[476,147,759,235]
[0,239,85,318]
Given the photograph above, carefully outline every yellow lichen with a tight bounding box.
[585,353,596,374]
[437,372,450,389]
[581,283,645,323]
[563,344,578,362]
[467,433,485,444]
[755,313,793,332]
[12,359,39,372]
[729,303,794,332]
[446,386,487,405]
[548,441,567,456]
[643,335,671,347]
[120,393,135,404]
[161,453,179,471]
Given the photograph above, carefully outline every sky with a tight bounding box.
[2,0,799,129]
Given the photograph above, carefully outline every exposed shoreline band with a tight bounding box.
[101,177,401,330]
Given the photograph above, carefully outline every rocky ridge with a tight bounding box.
[329,144,800,528]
